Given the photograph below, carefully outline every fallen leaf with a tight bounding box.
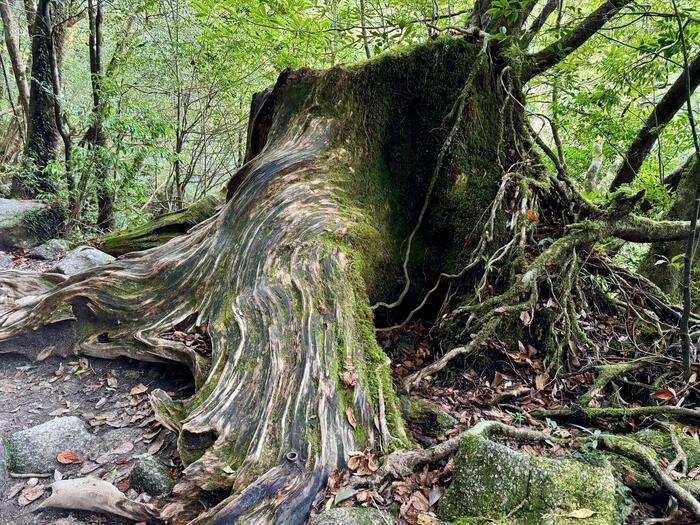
[346,407,357,429]
[535,372,548,391]
[520,310,532,326]
[525,209,539,222]
[130,383,148,395]
[56,450,81,464]
[18,484,45,506]
[652,387,676,401]
[333,487,358,505]
[565,508,596,519]
[417,514,439,525]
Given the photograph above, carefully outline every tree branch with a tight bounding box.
[521,0,559,48]
[610,51,700,190]
[522,0,632,82]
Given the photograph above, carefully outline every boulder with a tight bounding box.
[5,416,99,474]
[0,198,65,250]
[308,507,395,524]
[440,434,620,525]
[49,246,114,275]
[131,454,175,496]
[28,239,70,260]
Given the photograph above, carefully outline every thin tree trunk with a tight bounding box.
[46,0,74,218]
[0,1,31,129]
[88,0,112,231]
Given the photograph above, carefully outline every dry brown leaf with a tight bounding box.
[492,371,505,389]
[409,491,431,512]
[18,484,45,506]
[565,508,595,519]
[525,209,539,222]
[56,450,81,465]
[520,310,532,326]
[173,331,188,340]
[346,407,357,429]
[652,387,676,401]
[416,514,439,525]
[535,373,548,391]
[129,384,148,396]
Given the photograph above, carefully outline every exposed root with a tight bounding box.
[600,435,700,519]
[349,420,553,489]
[532,405,700,421]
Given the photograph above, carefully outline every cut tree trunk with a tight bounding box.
[0,35,515,523]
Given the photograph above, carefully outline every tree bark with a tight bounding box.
[0,0,31,129]
[610,51,700,190]
[13,0,58,197]
[87,0,112,231]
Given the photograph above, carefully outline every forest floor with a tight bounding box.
[0,250,193,525]
[0,252,698,524]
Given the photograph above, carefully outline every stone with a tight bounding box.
[28,239,70,260]
[308,507,395,524]
[0,198,65,250]
[131,454,175,496]
[6,417,100,474]
[440,434,620,525]
[49,246,114,276]
[0,252,10,269]
[0,440,7,483]
[400,396,456,435]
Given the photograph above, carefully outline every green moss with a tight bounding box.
[99,193,221,256]
[401,396,456,435]
[21,203,66,245]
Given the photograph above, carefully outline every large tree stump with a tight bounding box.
[0,35,512,523]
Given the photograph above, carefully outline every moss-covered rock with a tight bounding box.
[0,197,65,250]
[400,396,456,435]
[131,454,175,496]
[440,434,620,525]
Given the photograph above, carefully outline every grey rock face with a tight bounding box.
[0,252,11,269]
[0,198,65,250]
[6,416,99,473]
[28,239,70,260]
[49,246,114,276]
[131,454,174,496]
[308,508,395,525]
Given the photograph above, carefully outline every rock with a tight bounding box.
[440,434,620,524]
[308,507,395,524]
[6,417,99,474]
[49,246,114,275]
[131,454,174,496]
[28,239,70,260]
[0,252,11,269]
[400,396,456,435]
[0,441,7,483]
[0,198,65,250]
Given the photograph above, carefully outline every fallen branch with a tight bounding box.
[37,478,161,523]
[532,405,700,421]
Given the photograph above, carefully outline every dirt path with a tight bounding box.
[0,353,192,524]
